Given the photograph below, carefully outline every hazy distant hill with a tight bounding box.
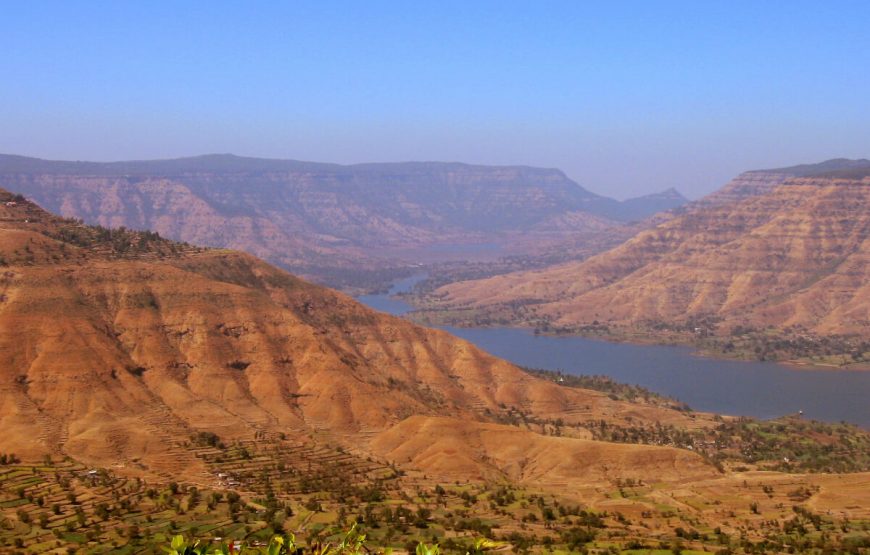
[417,159,870,361]
[586,187,689,222]
[0,154,687,289]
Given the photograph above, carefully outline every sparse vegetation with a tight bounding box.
[1,188,869,555]
[4,449,865,554]
[523,367,691,410]
[705,326,870,367]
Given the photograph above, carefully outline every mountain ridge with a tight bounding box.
[0,188,711,485]
[0,152,685,210]
[3,188,870,554]
[751,157,870,177]
[0,153,688,290]
[414,161,870,365]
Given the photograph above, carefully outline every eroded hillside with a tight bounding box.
[2,191,870,553]
[0,154,686,291]
[416,162,870,365]
[0,189,712,486]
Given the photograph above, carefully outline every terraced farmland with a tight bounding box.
[0,459,239,553]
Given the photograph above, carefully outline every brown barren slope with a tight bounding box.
[4,190,870,555]
[0,189,712,487]
[421,170,870,341]
[370,415,713,485]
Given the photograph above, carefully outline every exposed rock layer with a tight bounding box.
[0,191,709,484]
[0,154,687,287]
[423,162,870,339]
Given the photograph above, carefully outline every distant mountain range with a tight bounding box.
[0,154,687,289]
[416,158,870,365]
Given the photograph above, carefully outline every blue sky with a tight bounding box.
[1,1,868,198]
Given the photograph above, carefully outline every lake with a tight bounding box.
[359,276,870,428]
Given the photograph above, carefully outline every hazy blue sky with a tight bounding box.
[2,1,868,198]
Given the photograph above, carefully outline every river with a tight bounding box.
[359,275,870,427]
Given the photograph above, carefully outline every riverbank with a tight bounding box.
[404,300,870,371]
[358,279,870,427]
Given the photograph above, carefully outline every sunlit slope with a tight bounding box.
[425,170,870,337]
[0,190,709,483]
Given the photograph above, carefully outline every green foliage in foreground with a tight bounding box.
[162,525,500,555]
[163,525,365,555]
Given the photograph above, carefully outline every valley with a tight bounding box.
[361,278,870,427]
[5,3,869,553]
[410,160,870,369]
[0,154,686,294]
[0,190,869,553]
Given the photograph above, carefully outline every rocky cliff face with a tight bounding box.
[0,154,686,288]
[419,160,870,346]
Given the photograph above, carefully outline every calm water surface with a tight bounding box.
[359,276,870,428]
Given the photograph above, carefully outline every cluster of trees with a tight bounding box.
[706,417,870,473]
[639,313,723,335]
[736,505,870,554]
[524,367,690,410]
[487,385,870,474]
[41,216,199,259]
[162,526,508,555]
[573,415,870,473]
[191,431,225,449]
[0,453,20,465]
[714,327,869,364]
[579,419,699,450]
